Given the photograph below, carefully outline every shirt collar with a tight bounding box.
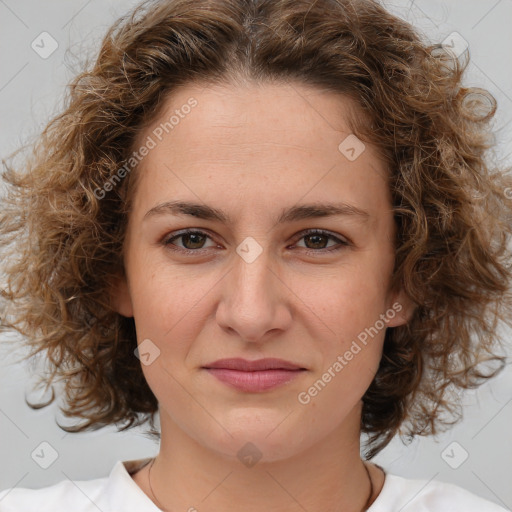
[105,458,161,511]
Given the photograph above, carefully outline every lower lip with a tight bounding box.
[204,368,305,392]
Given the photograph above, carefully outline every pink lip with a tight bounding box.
[203,358,307,392]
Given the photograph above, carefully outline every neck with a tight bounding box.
[144,407,381,512]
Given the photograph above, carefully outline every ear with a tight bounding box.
[385,287,416,328]
[108,270,134,318]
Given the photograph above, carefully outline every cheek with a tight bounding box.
[129,263,210,398]
[304,259,392,330]
[128,251,212,326]
[300,272,391,408]
[302,259,393,374]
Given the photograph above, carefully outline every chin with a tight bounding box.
[197,415,316,465]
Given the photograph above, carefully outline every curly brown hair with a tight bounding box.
[1,0,511,458]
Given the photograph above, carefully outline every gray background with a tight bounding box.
[1,0,511,508]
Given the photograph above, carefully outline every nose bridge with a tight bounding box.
[234,243,274,303]
[216,239,289,341]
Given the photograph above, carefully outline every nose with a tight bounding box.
[215,243,293,343]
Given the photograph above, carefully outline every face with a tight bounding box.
[113,80,413,463]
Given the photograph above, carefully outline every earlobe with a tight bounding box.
[108,271,134,318]
[386,288,416,328]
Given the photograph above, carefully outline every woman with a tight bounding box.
[1,0,511,510]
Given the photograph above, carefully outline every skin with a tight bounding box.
[111,80,415,512]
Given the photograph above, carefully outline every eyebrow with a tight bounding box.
[143,200,370,225]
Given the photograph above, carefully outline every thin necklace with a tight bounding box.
[362,461,375,511]
[148,457,374,512]
[148,457,169,512]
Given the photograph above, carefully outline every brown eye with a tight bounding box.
[164,230,214,251]
[294,229,350,253]
[302,233,331,249]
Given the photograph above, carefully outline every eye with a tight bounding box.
[291,229,350,253]
[163,229,217,251]
[162,228,350,255]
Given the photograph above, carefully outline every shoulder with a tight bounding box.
[0,458,155,512]
[371,473,508,512]
[0,476,110,512]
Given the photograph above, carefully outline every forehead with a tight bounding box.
[129,81,390,222]
[139,80,368,155]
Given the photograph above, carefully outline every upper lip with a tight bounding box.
[203,358,306,371]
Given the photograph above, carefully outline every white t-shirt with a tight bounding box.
[0,457,508,511]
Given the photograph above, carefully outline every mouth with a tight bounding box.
[203,357,306,371]
[202,358,307,392]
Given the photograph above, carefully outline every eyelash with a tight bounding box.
[162,228,350,256]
